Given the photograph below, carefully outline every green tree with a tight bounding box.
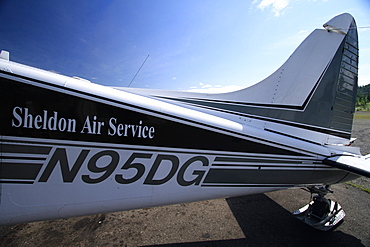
[356,84,370,110]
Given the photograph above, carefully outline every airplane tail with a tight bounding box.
[234,12,359,144]
[134,13,358,146]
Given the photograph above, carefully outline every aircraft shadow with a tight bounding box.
[146,193,365,247]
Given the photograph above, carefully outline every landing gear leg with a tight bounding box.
[292,185,345,231]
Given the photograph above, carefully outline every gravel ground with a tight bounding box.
[0,112,369,247]
[350,112,370,191]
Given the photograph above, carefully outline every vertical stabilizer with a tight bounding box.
[324,14,358,140]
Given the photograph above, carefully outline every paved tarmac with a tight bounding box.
[0,113,369,247]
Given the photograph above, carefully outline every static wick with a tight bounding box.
[128,55,150,87]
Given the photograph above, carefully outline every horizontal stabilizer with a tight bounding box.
[324,155,370,178]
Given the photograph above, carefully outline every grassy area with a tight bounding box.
[345,182,370,194]
[354,111,370,119]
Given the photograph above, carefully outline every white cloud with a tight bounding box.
[358,62,370,86]
[358,47,370,86]
[201,84,213,88]
[298,30,308,34]
[256,0,289,17]
[187,85,244,93]
[358,76,370,86]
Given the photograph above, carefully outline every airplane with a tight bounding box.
[0,13,369,231]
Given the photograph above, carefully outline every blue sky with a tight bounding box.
[0,0,369,92]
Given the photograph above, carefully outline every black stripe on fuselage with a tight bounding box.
[153,96,350,140]
[0,140,324,186]
[201,167,345,187]
[0,71,318,156]
[159,100,349,140]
